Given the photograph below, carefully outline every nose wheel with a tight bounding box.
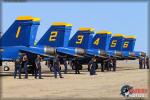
[4,66,10,71]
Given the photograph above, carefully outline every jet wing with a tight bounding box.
[86,49,100,56]
[0,58,14,61]
[56,47,84,58]
[19,47,54,58]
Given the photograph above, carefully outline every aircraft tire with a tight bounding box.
[79,64,82,70]
[71,65,75,70]
[113,65,116,71]
[88,66,90,71]
[50,66,53,72]
[95,63,98,70]
[4,66,10,71]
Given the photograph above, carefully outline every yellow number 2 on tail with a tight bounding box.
[49,31,58,41]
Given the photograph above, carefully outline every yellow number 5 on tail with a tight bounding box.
[111,40,117,47]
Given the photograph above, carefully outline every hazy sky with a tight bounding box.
[2,1,148,53]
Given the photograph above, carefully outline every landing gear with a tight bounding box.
[101,61,104,72]
[113,65,116,71]
[50,66,53,71]
[4,66,10,71]
[3,61,10,71]
[71,63,83,70]
[71,65,75,70]
[79,64,83,70]
[88,66,90,71]
[0,61,2,66]
[95,63,98,70]
[59,66,61,70]
[20,62,35,74]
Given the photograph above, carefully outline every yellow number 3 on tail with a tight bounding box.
[76,35,84,44]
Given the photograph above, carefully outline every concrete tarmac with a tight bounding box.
[0,60,149,99]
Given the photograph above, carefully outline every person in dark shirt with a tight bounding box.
[35,55,43,79]
[23,54,28,79]
[74,58,80,74]
[88,57,97,75]
[53,55,63,78]
[112,58,116,71]
[14,57,22,79]
[63,58,68,74]
[146,56,149,69]
[139,57,143,69]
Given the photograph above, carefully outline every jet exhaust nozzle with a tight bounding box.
[115,51,122,57]
[99,50,107,56]
[141,52,146,57]
[44,46,56,55]
[75,48,86,55]
[129,52,135,57]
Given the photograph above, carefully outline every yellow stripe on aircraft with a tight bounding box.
[16,16,33,20]
[96,30,112,34]
[52,22,72,26]
[79,27,94,31]
[16,26,21,38]
[113,34,125,37]
[32,17,41,22]
[124,36,136,39]
[16,16,41,22]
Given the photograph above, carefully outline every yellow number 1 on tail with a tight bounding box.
[16,26,21,38]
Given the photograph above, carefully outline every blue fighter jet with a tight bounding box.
[107,34,146,60]
[0,16,45,70]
